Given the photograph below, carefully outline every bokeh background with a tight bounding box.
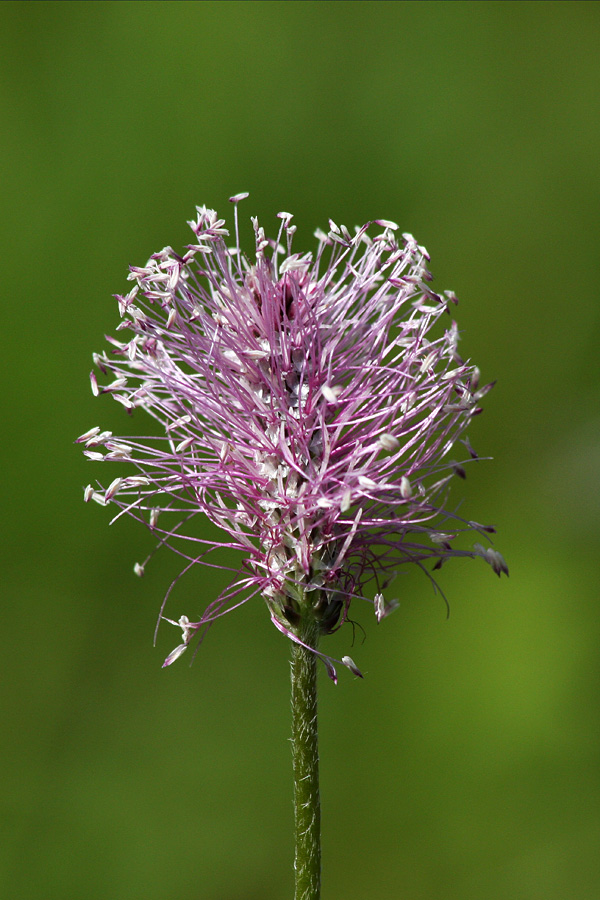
[2,2,599,898]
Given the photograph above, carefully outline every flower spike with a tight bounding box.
[81,198,505,677]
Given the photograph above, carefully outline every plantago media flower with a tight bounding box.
[79,195,506,681]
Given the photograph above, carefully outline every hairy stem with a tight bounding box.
[290,618,321,900]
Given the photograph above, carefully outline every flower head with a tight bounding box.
[79,196,506,681]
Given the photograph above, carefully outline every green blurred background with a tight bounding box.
[1,1,599,898]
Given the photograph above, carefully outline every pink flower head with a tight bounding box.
[79,196,506,681]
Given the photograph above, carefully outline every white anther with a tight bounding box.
[420,351,438,372]
[104,477,123,501]
[166,415,192,431]
[341,656,363,678]
[122,476,151,488]
[77,426,100,443]
[162,643,188,667]
[400,476,412,499]
[317,497,334,508]
[107,377,127,390]
[358,476,378,490]
[322,384,341,403]
[175,437,194,453]
[379,433,399,451]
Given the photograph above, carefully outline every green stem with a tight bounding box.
[290,618,321,900]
